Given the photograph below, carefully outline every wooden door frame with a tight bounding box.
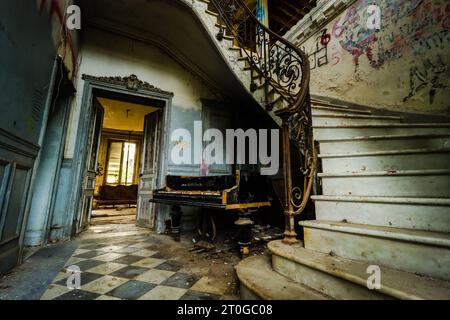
[69,75,173,235]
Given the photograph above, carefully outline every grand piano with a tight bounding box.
[150,171,271,255]
[151,171,271,210]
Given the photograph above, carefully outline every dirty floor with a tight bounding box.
[1,223,244,300]
[90,207,136,225]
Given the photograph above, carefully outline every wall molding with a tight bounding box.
[86,18,224,100]
[82,74,174,97]
[285,0,359,46]
[0,129,40,160]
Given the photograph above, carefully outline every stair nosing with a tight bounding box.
[235,255,330,300]
[318,169,450,178]
[313,114,402,120]
[313,123,450,129]
[311,101,351,109]
[316,133,450,142]
[269,240,450,300]
[311,195,450,206]
[312,106,372,114]
[318,147,450,158]
[300,220,450,248]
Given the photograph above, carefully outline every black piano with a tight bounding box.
[150,171,271,255]
[150,170,271,211]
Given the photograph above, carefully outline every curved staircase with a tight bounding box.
[236,99,450,300]
[189,0,450,299]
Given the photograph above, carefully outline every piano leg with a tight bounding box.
[196,209,216,242]
[235,209,256,257]
[170,205,182,235]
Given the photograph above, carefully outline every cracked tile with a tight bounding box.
[82,275,129,295]
[106,280,155,300]
[190,276,228,296]
[135,269,175,284]
[132,257,166,269]
[85,262,127,275]
[132,249,158,257]
[40,284,70,300]
[138,285,187,300]
[93,252,127,262]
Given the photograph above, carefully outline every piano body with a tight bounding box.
[150,171,271,255]
[150,171,271,210]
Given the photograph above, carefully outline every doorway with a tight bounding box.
[73,75,172,235]
[90,97,160,226]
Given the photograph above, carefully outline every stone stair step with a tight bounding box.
[268,240,450,300]
[311,100,351,109]
[312,106,372,115]
[312,114,402,126]
[319,148,450,172]
[300,220,450,280]
[313,124,450,140]
[317,134,450,155]
[235,254,330,300]
[318,169,450,198]
[311,195,450,233]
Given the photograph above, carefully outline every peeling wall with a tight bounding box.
[59,28,218,235]
[37,0,80,80]
[291,0,450,115]
[66,28,216,159]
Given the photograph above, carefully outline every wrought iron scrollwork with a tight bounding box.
[210,0,316,244]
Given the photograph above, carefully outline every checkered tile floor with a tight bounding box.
[41,233,237,300]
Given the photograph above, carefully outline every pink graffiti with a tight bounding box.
[333,0,450,69]
[320,29,331,46]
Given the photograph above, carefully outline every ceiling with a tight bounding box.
[98,97,159,132]
[80,0,251,101]
[268,0,317,35]
[79,0,283,126]
[241,0,317,35]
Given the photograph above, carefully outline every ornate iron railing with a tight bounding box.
[210,0,316,244]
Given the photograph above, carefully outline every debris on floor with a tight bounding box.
[252,224,284,243]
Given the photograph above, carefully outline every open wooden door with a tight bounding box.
[136,110,162,228]
[77,99,104,233]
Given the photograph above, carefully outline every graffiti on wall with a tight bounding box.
[302,29,331,70]
[302,0,449,70]
[404,55,448,104]
[331,0,450,69]
[300,0,450,105]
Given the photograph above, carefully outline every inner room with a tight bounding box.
[90,96,159,226]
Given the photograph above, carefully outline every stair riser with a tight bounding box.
[321,174,450,197]
[314,127,450,140]
[313,119,401,126]
[319,137,450,154]
[240,285,261,300]
[312,108,371,116]
[303,227,450,280]
[272,254,390,300]
[314,200,450,232]
[321,152,450,173]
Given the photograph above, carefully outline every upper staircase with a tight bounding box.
[190,0,450,299]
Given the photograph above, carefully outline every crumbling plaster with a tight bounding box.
[286,0,450,115]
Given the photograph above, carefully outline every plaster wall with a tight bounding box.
[65,28,215,160]
[287,0,450,115]
[57,28,218,236]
